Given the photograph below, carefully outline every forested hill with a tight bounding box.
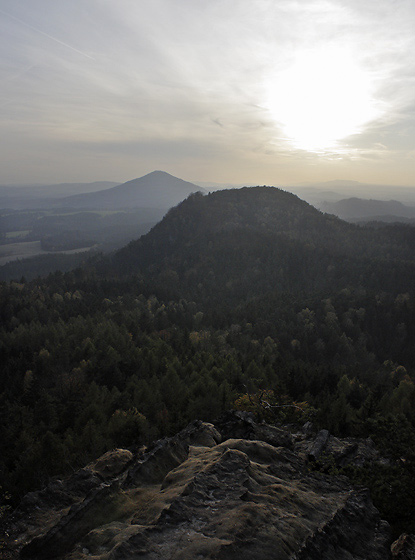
[115,186,348,255]
[111,187,415,302]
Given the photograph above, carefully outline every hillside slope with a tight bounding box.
[320,197,415,222]
[0,182,120,210]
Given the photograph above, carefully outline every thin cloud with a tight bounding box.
[0,7,95,60]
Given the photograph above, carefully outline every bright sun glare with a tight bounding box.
[265,48,380,152]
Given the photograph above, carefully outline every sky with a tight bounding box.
[1,0,414,187]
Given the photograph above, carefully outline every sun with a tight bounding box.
[264,47,380,152]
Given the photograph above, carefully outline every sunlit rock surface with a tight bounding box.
[4,417,392,559]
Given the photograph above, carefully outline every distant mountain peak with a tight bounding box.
[137,170,176,180]
[61,171,203,210]
[147,170,173,176]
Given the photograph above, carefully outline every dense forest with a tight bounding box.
[1,187,414,536]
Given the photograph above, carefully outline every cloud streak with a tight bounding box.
[0,7,95,60]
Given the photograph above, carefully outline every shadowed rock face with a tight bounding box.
[4,418,392,559]
[391,533,415,559]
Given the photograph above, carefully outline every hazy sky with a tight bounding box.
[1,0,414,186]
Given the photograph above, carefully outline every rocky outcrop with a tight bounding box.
[294,424,382,468]
[125,419,221,487]
[307,429,330,461]
[391,534,415,559]
[88,449,134,480]
[217,410,294,449]
[3,416,392,559]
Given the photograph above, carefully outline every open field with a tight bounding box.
[0,240,95,266]
[5,230,30,239]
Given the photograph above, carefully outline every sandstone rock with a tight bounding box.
[3,468,103,553]
[178,419,222,447]
[302,421,314,434]
[20,480,120,559]
[302,430,380,469]
[125,434,189,487]
[92,439,390,560]
[3,420,392,560]
[293,489,391,560]
[308,429,330,461]
[87,448,133,480]
[392,533,415,559]
[216,410,294,449]
[126,420,221,487]
[325,435,379,467]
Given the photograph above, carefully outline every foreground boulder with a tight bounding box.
[3,418,392,559]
